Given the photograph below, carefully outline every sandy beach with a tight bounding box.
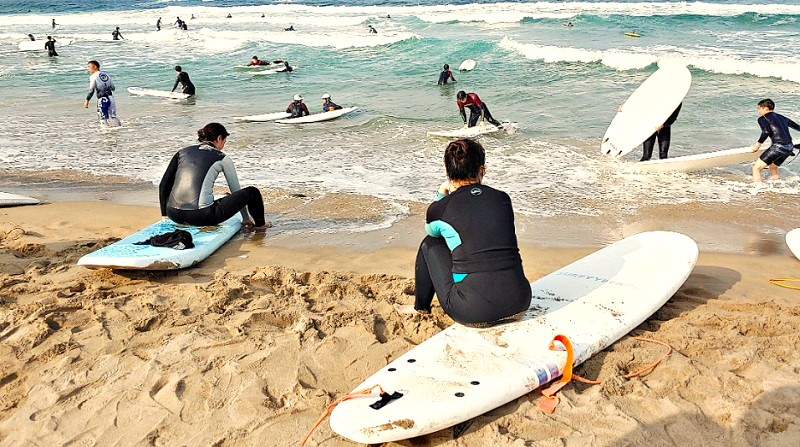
[1,193,799,447]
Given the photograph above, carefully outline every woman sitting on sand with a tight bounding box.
[159,122,266,228]
[413,139,531,325]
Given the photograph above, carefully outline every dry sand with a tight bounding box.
[1,201,799,447]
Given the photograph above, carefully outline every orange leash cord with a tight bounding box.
[769,278,800,291]
[299,384,386,447]
[538,335,672,413]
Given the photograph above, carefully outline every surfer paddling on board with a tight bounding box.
[750,98,800,183]
[286,94,309,118]
[437,64,456,85]
[456,91,502,128]
[618,102,682,161]
[159,123,267,229]
[411,138,531,325]
[171,66,196,96]
[84,60,121,126]
[321,93,342,112]
[248,56,269,66]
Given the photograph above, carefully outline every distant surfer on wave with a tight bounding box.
[171,66,196,96]
[285,25,295,31]
[413,138,531,325]
[286,94,309,118]
[437,64,456,85]
[84,60,121,126]
[368,25,377,34]
[750,98,799,183]
[27,34,35,41]
[456,91,502,128]
[156,17,162,31]
[248,56,269,66]
[321,93,342,112]
[159,123,267,229]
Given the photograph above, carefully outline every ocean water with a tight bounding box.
[0,0,799,229]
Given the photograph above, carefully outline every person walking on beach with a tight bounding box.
[438,63,456,85]
[111,27,123,40]
[159,123,267,229]
[413,138,531,325]
[171,66,196,96]
[640,103,681,161]
[84,60,121,126]
[321,93,342,112]
[286,94,309,118]
[156,17,162,31]
[44,36,57,57]
[750,98,799,183]
[457,91,502,128]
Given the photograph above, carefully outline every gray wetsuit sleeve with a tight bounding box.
[220,156,250,221]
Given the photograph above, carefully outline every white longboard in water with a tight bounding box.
[459,59,477,71]
[234,111,291,122]
[330,231,698,444]
[128,87,191,100]
[275,106,357,124]
[632,147,765,173]
[787,229,800,261]
[427,122,516,138]
[601,64,691,158]
[78,214,242,270]
[252,66,295,76]
[0,192,40,207]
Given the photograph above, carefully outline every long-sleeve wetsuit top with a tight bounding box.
[86,71,115,101]
[457,92,484,123]
[425,183,522,281]
[437,69,455,85]
[322,100,342,112]
[286,101,310,117]
[44,40,55,51]
[757,112,800,146]
[158,144,250,220]
[172,72,195,93]
[664,103,682,127]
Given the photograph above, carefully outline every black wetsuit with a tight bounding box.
[172,72,195,95]
[159,144,265,227]
[415,184,531,325]
[757,111,799,166]
[156,19,161,31]
[641,103,681,161]
[458,93,502,127]
[44,39,57,57]
[286,101,309,118]
[437,69,455,85]
[112,30,122,40]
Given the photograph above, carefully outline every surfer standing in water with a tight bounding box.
[750,98,800,183]
[619,102,681,161]
[412,138,531,325]
[286,94,309,118]
[83,60,121,126]
[45,36,57,57]
[159,123,266,229]
[111,27,123,40]
[456,91,502,128]
[171,66,196,96]
[437,64,456,85]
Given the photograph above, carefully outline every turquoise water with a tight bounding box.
[0,1,799,225]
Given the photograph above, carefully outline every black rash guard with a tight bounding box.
[438,69,455,85]
[172,72,195,95]
[758,111,800,146]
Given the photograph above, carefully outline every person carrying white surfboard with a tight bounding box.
[159,123,266,229]
[171,65,195,96]
[622,102,681,161]
[414,138,531,325]
[321,93,342,112]
[285,94,309,118]
[83,60,121,126]
[456,91,502,128]
[750,98,799,183]
[437,64,456,85]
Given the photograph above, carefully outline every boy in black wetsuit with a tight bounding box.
[171,66,195,95]
[750,98,799,182]
[437,64,455,85]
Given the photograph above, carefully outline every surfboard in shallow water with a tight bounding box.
[127,87,191,100]
[632,147,765,173]
[427,122,516,138]
[234,111,292,122]
[275,106,357,124]
[458,59,476,71]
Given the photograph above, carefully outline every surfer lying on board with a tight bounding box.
[171,66,196,95]
[84,60,121,126]
[414,138,531,325]
[286,94,309,117]
[321,93,342,112]
[751,98,800,183]
[456,91,502,128]
[437,64,456,85]
[248,56,270,66]
[159,123,266,228]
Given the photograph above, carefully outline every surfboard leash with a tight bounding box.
[299,384,392,447]
[769,278,800,290]
[537,335,672,414]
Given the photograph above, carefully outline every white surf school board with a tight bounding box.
[787,228,800,261]
[632,146,764,173]
[275,106,357,124]
[251,66,296,76]
[234,111,291,122]
[459,59,477,71]
[0,192,40,207]
[78,214,242,270]
[601,64,691,158]
[330,231,698,444]
[127,87,191,100]
[427,121,516,138]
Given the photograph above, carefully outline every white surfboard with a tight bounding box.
[787,228,800,261]
[234,62,286,70]
[601,64,691,158]
[632,146,764,173]
[459,59,477,71]
[77,214,242,270]
[0,192,40,207]
[427,121,516,138]
[18,40,44,51]
[251,66,296,76]
[234,111,291,122]
[330,231,698,444]
[275,106,357,124]
[127,87,192,100]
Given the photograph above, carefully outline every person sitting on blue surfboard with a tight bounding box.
[456,91,502,128]
[413,138,531,325]
[286,94,309,118]
[321,93,342,112]
[437,64,456,85]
